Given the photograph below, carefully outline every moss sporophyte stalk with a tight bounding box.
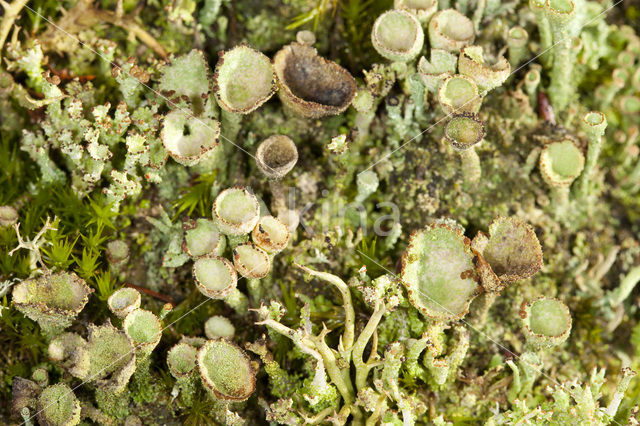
[1,0,640,425]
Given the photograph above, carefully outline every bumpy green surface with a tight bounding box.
[528,299,570,337]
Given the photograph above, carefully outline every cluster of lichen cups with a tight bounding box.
[253,214,570,423]
[400,216,549,388]
[370,5,511,184]
[188,186,291,313]
[11,285,167,424]
[158,185,292,409]
[6,0,636,423]
[11,271,93,340]
[159,37,356,172]
[400,216,574,402]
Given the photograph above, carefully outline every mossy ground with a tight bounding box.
[1,0,639,424]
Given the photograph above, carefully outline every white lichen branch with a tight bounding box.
[8,216,56,273]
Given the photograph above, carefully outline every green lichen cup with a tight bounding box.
[428,9,475,53]
[401,223,479,321]
[123,308,162,357]
[167,342,198,379]
[86,321,136,393]
[394,0,438,23]
[107,287,141,319]
[12,272,93,339]
[197,339,256,401]
[458,45,511,93]
[371,10,424,62]
[539,138,585,188]
[213,186,260,236]
[161,110,221,167]
[521,297,572,348]
[36,383,81,426]
[251,215,290,254]
[233,242,271,279]
[417,49,457,93]
[438,74,482,115]
[183,218,226,258]
[214,45,276,114]
[193,255,238,299]
[204,315,236,340]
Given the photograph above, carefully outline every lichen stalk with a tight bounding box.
[459,148,481,183]
[546,0,576,112]
[295,262,355,358]
[577,111,607,198]
[353,302,387,391]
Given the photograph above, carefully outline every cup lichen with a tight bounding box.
[197,339,257,401]
[371,10,424,62]
[273,42,356,118]
[400,223,479,321]
[1,1,639,425]
[12,272,93,339]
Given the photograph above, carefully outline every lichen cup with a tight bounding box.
[204,315,236,340]
[192,255,248,313]
[167,342,198,379]
[394,0,438,23]
[438,74,482,115]
[255,135,298,180]
[214,44,276,115]
[48,332,90,379]
[417,49,457,94]
[232,242,271,279]
[401,223,479,321]
[539,138,584,205]
[443,113,485,183]
[213,186,260,236]
[161,110,221,167]
[471,217,543,293]
[521,297,572,348]
[197,339,256,401]
[507,26,529,66]
[251,215,290,254]
[105,240,129,275]
[123,308,162,358]
[167,342,199,405]
[37,383,81,426]
[458,45,511,94]
[213,45,276,140]
[107,287,141,319]
[273,43,356,118]
[193,255,238,299]
[0,205,18,227]
[371,10,424,62]
[12,272,93,339]
[85,321,137,393]
[182,218,226,258]
[428,9,475,53]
